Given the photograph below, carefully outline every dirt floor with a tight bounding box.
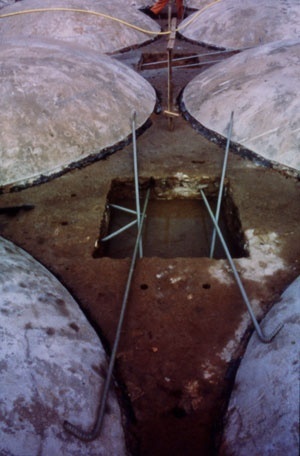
[1,14,300,456]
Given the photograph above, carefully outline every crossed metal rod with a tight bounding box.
[100,111,143,256]
[210,111,234,258]
[193,108,282,343]
[205,112,283,342]
[64,187,151,441]
[64,109,283,442]
[64,112,149,440]
[201,190,283,343]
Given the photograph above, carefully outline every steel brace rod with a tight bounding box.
[100,111,143,258]
[64,187,151,441]
[210,111,234,259]
[201,188,283,343]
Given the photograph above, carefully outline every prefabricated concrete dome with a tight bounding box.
[180,39,300,172]
[0,0,16,9]
[179,0,300,50]
[0,0,160,54]
[184,0,216,11]
[220,276,300,456]
[0,39,157,190]
[0,236,127,455]
[124,0,154,8]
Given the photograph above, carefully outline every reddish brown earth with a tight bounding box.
[0,14,299,456]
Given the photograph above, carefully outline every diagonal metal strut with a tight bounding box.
[201,188,283,343]
[64,187,151,441]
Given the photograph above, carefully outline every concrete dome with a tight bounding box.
[181,39,300,172]
[0,39,157,190]
[179,0,300,50]
[220,276,300,456]
[0,0,160,54]
[0,236,126,455]
[124,0,154,8]
[184,0,217,10]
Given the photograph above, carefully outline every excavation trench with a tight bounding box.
[95,178,248,260]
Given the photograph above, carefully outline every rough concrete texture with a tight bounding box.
[0,14,299,455]
[125,0,153,8]
[0,39,156,190]
[181,39,300,172]
[220,276,300,456]
[0,0,15,7]
[186,0,215,8]
[0,236,127,456]
[179,0,300,50]
[0,0,160,54]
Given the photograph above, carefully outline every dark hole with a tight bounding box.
[140,284,149,290]
[100,199,246,259]
[171,406,187,419]
[202,283,211,289]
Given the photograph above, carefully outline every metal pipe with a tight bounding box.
[210,111,234,258]
[141,47,253,68]
[172,59,224,69]
[64,187,151,441]
[131,111,143,258]
[101,219,137,242]
[109,204,137,215]
[200,188,283,343]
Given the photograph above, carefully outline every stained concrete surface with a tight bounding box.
[0,4,299,456]
[220,276,300,456]
[0,236,126,456]
[181,39,300,173]
[0,0,160,54]
[0,39,156,190]
[180,0,300,50]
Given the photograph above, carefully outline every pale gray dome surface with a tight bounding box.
[0,40,156,190]
[0,236,127,456]
[179,0,300,50]
[181,39,300,172]
[220,275,300,456]
[0,0,160,54]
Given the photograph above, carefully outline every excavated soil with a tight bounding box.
[0,13,299,456]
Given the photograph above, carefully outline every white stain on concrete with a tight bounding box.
[238,229,286,282]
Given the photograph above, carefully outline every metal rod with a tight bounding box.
[210,111,234,258]
[172,59,224,69]
[167,18,177,131]
[64,187,151,441]
[109,204,137,215]
[131,111,143,258]
[141,47,253,68]
[168,0,172,30]
[200,188,283,343]
[101,219,137,242]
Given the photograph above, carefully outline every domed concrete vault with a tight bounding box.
[179,0,300,50]
[0,236,127,456]
[181,39,300,172]
[0,0,160,54]
[0,40,157,190]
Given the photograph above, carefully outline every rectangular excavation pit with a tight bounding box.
[94,177,248,260]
